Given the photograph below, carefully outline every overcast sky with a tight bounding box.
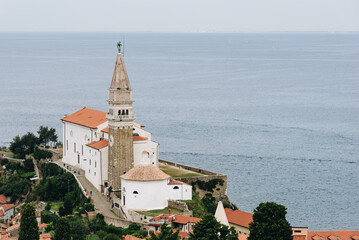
[0,0,358,32]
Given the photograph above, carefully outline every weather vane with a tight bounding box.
[117,41,122,54]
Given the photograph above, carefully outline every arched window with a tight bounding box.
[122,109,125,115]
[126,109,129,115]
[133,191,138,194]
[173,186,179,190]
[118,110,122,115]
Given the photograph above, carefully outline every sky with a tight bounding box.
[0,0,358,32]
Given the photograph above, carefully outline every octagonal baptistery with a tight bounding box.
[120,164,172,210]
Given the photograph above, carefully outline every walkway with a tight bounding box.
[49,159,123,219]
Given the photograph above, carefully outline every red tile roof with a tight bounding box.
[238,233,248,240]
[101,127,148,141]
[168,179,188,185]
[6,223,19,233]
[133,136,148,141]
[61,107,107,129]
[173,215,201,225]
[101,127,109,133]
[224,208,253,229]
[0,210,3,217]
[2,204,14,211]
[0,195,6,204]
[121,165,170,181]
[38,223,47,229]
[86,139,109,150]
[308,230,359,240]
[40,233,52,240]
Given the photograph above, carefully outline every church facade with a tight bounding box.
[61,52,192,210]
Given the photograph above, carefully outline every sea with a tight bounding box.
[0,32,358,230]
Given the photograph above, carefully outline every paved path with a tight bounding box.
[77,174,121,219]
[49,159,123,219]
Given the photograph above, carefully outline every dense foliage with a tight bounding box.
[19,204,39,240]
[33,147,53,160]
[192,179,224,193]
[55,217,71,240]
[9,126,58,159]
[248,202,293,240]
[190,214,238,240]
[0,159,35,203]
[37,126,58,147]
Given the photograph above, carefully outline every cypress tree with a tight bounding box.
[55,217,71,240]
[19,204,39,240]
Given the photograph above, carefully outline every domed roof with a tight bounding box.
[120,164,170,181]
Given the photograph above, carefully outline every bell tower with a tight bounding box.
[107,48,135,190]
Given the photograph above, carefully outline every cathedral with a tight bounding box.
[61,50,191,210]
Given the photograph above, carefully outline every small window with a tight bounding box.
[82,145,83,155]
[89,169,90,173]
[95,162,97,168]
[94,172,96,176]
[74,143,76,153]
[126,109,129,115]
[90,159,91,165]
[173,186,179,190]
[66,140,68,150]
[133,191,138,194]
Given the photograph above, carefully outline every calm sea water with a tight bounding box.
[0,33,358,230]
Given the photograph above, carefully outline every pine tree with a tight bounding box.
[190,214,238,240]
[248,202,293,240]
[55,217,71,240]
[19,204,39,240]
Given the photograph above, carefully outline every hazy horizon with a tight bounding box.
[1,0,358,32]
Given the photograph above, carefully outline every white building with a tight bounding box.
[61,50,192,209]
[121,165,192,211]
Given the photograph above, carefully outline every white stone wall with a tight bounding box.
[168,184,192,201]
[121,179,169,210]
[133,140,158,167]
[62,122,93,169]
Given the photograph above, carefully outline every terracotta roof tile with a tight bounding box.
[101,127,109,133]
[86,139,108,150]
[6,223,20,233]
[38,223,47,228]
[238,233,248,240]
[2,204,14,211]
[172,215,201,224]
[168,179,188,185]
[40,233,52,240]
[308,230,359,240]
[133,136,148,141]
[0,195,6,204]
[0,210,3,217]
[121,165,170,181]
[61,107,107,129]
[224,208,253,229]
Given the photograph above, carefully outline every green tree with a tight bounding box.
[59,206,66,217]
[64,194,73,215]
[10,132,38,159]
[248,202,293,240]
[55,217,71,240]
[37,126,58,146]
[103,233,120,240]
[70,219,90,240]
[19,204,39,240]
[190,214,237,240]
[149,223,179,240]
[24,158,35,172]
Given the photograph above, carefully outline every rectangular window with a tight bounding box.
[94,172,96,176]
[82,145,83,156]
[89,169,90,173]
[90,159,91,165]
[74,143,76,153]
[95,162,97,168]
[66,140,68,150]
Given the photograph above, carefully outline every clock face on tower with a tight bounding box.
[109,135,114,146]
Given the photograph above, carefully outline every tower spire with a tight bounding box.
[107,46,135,191]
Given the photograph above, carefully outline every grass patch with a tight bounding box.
[49,201,64,211]
[159,165,202,178]
[0,151,14,158]
[136,207,183,217]
[181,191,207,218]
